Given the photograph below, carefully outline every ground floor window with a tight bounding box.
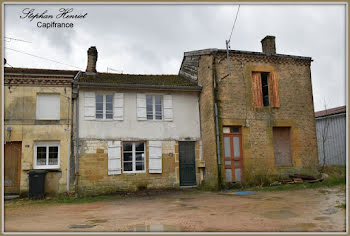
[273,127,292,166]
[123,142,145,172]
[34,142,60,169]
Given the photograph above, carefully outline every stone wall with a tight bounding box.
[77,139,201,196]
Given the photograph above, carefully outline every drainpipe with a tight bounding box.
[73,71,81,197]
[212,51,222,189]
[75,84,80,197]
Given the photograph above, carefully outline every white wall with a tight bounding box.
[79,89,201,140]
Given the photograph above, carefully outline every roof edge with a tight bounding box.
[184,49,312,61]
[74,82,202,91]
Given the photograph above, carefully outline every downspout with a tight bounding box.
[212,51,222,189]
[75,84,80,197]
[73,71,82,197]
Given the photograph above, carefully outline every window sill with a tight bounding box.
[25,168,62,172]
[123,171,146,175]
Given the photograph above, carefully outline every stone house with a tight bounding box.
[179,36,319,188]
[4,67,78,196]
[72,47,203,195]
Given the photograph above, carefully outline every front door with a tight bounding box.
[223,126,244,182]
[5,142,22,194]
[179,141,196,186]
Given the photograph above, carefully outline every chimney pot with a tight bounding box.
[86,46,98,73]
[261,35,276,54]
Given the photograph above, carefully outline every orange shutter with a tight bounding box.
[252,72,263,108]
[270,72,280,108]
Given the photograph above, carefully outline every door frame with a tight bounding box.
[4,141,22,194]
[223,126,244,182]
[178,141,197,186]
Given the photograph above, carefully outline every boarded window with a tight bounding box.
[273,127,292,166]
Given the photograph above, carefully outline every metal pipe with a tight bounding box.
[75,84,80,196]
[212,51,222,189]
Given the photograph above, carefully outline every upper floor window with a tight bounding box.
[146,95,163,120]
[34,142,60,169]
[252,71,280,108]
[96,94,113,119]
[36,94,60,120]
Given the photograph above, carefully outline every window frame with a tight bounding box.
[122,142,146,173]
[95,94,114,120]
[36,93,60,120]
[146,95,163,121]
[33,142,60,169]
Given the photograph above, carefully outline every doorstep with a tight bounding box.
[4,195,20,201]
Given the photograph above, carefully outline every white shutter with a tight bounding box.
[113,93,124,120]
[108,141,121,175]
[36,94,60,120]
[148,141,162,173]
[84,92,95,120]
[137,94,147,120]
[163,95,173,121]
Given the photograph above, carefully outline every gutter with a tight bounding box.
[212,50,222,189]
[73,82,202,92]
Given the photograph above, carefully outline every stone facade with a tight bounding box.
[180,39,319,188]
[77,139,201,196]
[4,69,75,196]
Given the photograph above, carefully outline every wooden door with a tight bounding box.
[179,141,196,186]
[5,142,22,194]
[223,127,244,182]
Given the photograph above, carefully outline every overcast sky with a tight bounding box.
[4,3,346,111]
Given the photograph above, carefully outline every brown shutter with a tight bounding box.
[252,72,263,108]
[270,72,280,108]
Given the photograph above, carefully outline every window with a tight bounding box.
[96,94,113,119]
[261,72,269,107]
[252,71,280,108]
[123,142,145,172]
[36,94,60,120]
[34,142,60,169]
[146,95,163,120]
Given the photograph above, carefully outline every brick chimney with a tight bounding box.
[86,46,98,73]
[261,36,276,54]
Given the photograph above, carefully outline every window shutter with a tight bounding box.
[252,72,263,108]
[113,93,124,120]
[148,141,162,173]
[163,95,173,121]
[84,92,95,120]
[137,94,147,120]
[108,141,121,175]
[36,94,60,120]
[270,72,280,108]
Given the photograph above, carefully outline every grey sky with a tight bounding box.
[4,3,346,111]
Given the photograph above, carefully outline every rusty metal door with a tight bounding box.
[5,142,21,194]
[223,127,244,182]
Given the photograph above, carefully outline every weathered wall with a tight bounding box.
[194,52,318,186]
[79,90,201,141]
[214,53,319,184]
[78,140,201,195]
[4,85,72,196]
[196,54,219,189]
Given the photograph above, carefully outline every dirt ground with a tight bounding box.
[4,185,346,232]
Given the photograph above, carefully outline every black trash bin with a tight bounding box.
[28,170,47,200]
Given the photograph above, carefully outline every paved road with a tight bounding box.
[4,186,346,232]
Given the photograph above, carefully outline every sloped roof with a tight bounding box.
[5,67,78,76]
[315,106,346,118]
[75,72,201,91]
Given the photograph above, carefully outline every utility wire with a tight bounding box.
[5,37,32,43]
[5,47,82,70]
[228,4,240,45]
